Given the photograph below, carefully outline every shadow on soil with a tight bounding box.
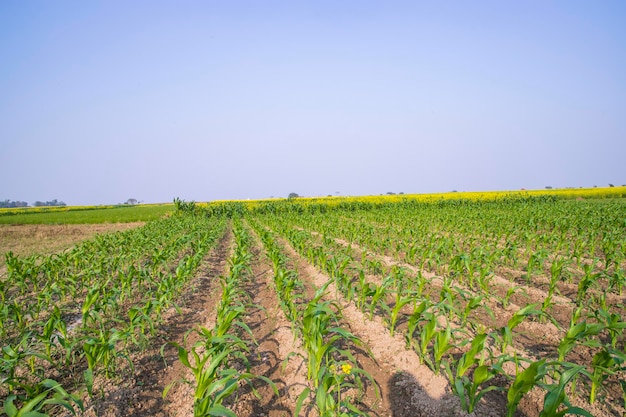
[387,371,531,417]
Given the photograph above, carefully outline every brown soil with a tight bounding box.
[228,225,310,416]
[0,223,144,265]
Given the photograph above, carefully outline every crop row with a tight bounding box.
[1,214,226,416]
[250,199,625,417]
[249,218,380,416]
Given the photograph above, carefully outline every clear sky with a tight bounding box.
[1,1,625,205]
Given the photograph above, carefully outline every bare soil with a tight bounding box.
[0,223,144,265]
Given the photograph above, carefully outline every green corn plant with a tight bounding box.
[325,254,352,294]
[367,275,393,320]
[476,265,493,293]
[450,253,474,288]
[500,285,521,309]
[506,358,548,417]
[577,262,600,304]
[412,270,428,298]
[405,242,419,264]
[542,257,568,313]
[7,302,27,334]
[497,303,543,353]
[40,306,66,359]
[438,277,459,317]
[82,327,132,378]
[2,378,84,417]
[419,313,438,366]
[539,363,592,417]
[295,360,376,417]
[166,334,274,417]
[81,285,102,327]
[356,270,375,311]
[274,268,303,324]
[405,300,430,351]
[214,304,254,340]
[600,234,618,270]
[47,318,77,368]
[447,334,509,413]
[587,348,626,405]
[300,281,367,389]
[1,342,35,392]
[388,290,417,337]
[607,267,625,296]
[525,249,548,283]
[593,308,626,348]
[557,309,604,362]
[127,305,155,347]
[364,258,383,275]
[458,292,486,327]
[431,321,456,374]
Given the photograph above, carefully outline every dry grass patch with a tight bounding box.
[0,223,144,265]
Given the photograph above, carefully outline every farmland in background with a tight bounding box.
[0,204,174,225]
[1,187,624,417]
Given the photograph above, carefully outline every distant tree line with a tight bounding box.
[1,199,66,208]
[34,199,66,207]
[0,199,29,208]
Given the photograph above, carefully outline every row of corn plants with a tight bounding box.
[1,213,226,416]
[253,201,625,416]
[287,199,625,307]
[248,218,378,416]
[164,219,276,417]
[276,201,624,335]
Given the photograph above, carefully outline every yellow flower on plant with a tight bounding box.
[341,363,352,375]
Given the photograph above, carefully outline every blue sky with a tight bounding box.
[1,1,625,205]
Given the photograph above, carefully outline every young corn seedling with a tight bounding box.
[538,362,592,417]
[593,308,626,348]
[557,308,604,362]
[405,299,430,351]
[506,358,547,417]
[542,257,568,314]
[127,305,155,348]
[446,333,509,413]
[3,378,84,417]
[164,274,276,417]
[82,327,132,379]
[497,303,543,353]
[431,321,456,375]
[326,254,352,296]
[525,249,548,284]
[295,360,377,417]
[577,262,600,305]
[300,280,374,410]
[588,347,626,405]
[367,275,393,320]
[499,285,522,309]
[388,289,417,337]
[274,268,303,324]
[456,291,487,327]
[356,270,375,312]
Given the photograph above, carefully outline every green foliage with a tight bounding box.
[0,204,172,224]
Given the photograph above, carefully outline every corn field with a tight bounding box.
[1,195,625,416]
